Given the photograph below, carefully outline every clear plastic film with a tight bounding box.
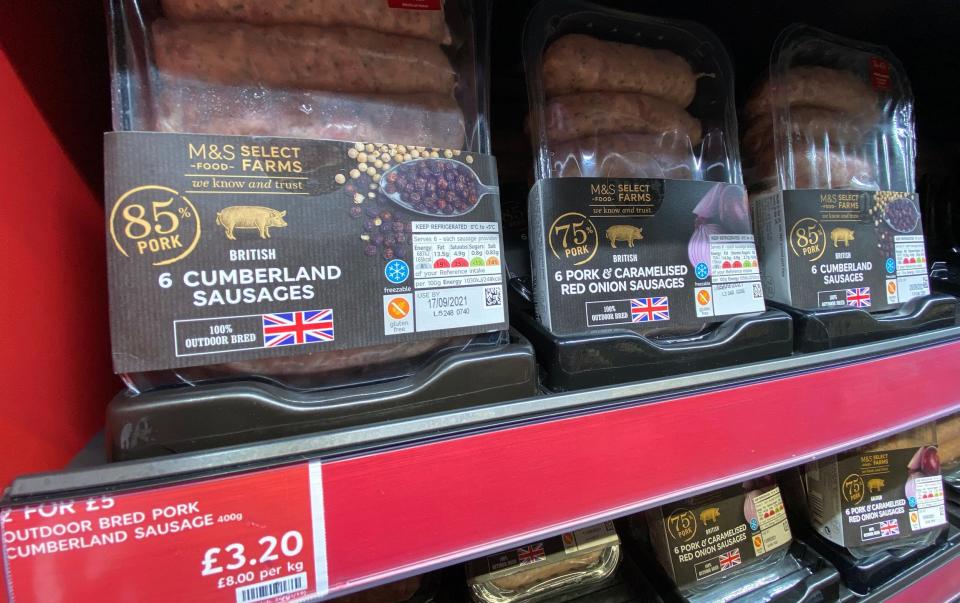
[106,0,504,393]
[743,24,916,192]
[109,0,491,152]
[522,0,742,184]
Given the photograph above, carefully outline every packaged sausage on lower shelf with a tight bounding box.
[743,24,957,351]
[638,478,801,602]
[802,424,948,559]
[465,522,621,603]
[102,0,537,460]
[514,0,792,391]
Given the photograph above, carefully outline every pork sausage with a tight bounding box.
[548,133,695,179]
[161,0,451,44]
[745,66,880,123]
[156,79,466,148]
[545,92,702,144]
[542,34,696,107]
[152,19,456,95]
[489,551,603,591]
[753,147,877,190]
[743,106,873,158]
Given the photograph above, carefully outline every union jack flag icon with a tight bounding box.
[516,543,546,565]
[880,519,899,537]
[631,297,670,322]
[719,549,741,570]
[262,309,334,348]
[846,287,871,308]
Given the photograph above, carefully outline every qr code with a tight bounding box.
[752,283,764,298]
[484,286,503,307]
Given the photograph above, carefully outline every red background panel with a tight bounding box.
[321,340,960,592]
[0,49,117,486]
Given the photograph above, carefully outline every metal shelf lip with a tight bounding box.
[7,326,960,500]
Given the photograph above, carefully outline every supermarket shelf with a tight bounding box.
[9,325,960,500]
[3,328,960,601]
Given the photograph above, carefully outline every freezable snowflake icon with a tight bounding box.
[385,259,410,284]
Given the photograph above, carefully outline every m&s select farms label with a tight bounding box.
[751,189,929,311]
[646,481,791,587]
[529,179,765,336]
[105,133,508,373]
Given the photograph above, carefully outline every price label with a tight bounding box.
[1,463,327,602]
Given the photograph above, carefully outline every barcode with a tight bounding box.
[752,283,764,298]
[484,285,503,307]
[236,572,307,603]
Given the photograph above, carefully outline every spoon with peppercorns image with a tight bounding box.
[881,196,921,233]
[379,157,498,217]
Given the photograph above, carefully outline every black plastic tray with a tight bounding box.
[107,332,539,461]
[930,261,960,298]
[620,539,839,603]
[768,293,958,354]
[835,525,960,601]
[509,278,794,392]
[801,523,957,597]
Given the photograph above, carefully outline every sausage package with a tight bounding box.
[465,522,620,603]
[523,1,766,339]
[747,25,932,312]
[104,0,516,395]
[644,478,794,599]
[803,424,947,558]
[936,413,960,489]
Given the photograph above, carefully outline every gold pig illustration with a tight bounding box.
[830,227,855,247]
[606,224,643,248]
[867,478,885,493]
[216,206,288,240]
[699,507,720,525]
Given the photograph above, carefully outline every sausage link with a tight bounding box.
[745,66,880,123]
[152,19,456,95]
[161,0,451,44]
[545,92,701,145]
[743,107,873,158]
[155,78,466,148]
[548,133,695,179]
[752,147,877,190]
[542,34,696,107]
